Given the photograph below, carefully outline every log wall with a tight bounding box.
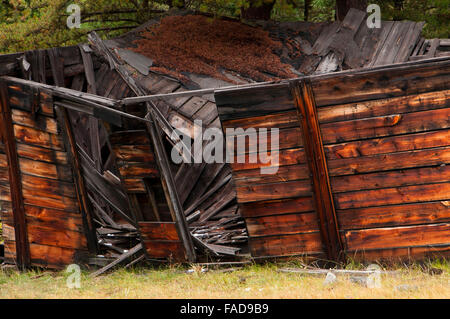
[215,57,450,261]
[0,79,89,268]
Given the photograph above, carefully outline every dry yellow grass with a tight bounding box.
[0,260,449,299]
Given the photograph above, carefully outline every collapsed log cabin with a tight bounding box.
[0,9,449,270]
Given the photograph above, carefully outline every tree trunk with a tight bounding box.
[241,0,275,20]
[304,0,311,22]
[336,0,367,21]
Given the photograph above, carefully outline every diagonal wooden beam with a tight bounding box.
[291,79,343,262]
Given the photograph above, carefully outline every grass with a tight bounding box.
[0,259,449,299]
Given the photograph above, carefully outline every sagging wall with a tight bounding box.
[0,79,89,269]
[215,57,450,261]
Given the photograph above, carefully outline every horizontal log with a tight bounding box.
[311,57,450,107]
[231,148,306,171]
[123,178,147,193]
[321,107,450,144]
[236,179,312,203]
[143,240,185,261]
[331,165,450,193]
[222,110,299,131]
[338,201,450,230]
[318,89,450,123]
[21,173,77,199]
[246,212,319,237]
[117,161,159,178]
[139,222,179,241]
[25,205,83,233]
[29,243,87,269]
[347,245,450,262]
[328,146,450,176]
[14,124,65,150]
[250,232,324,257]
[336,182,450,210]
[325,130,450,161]
[19,157,73,182]
[112,144,155,162]
[233,164,310,187]
[229,127,303,155]
[344,223,450,251]
[16,143,68,165]
[27,223,87,250]
[109,130,150,145]
[11,109,58,134]
[22,188,79,213]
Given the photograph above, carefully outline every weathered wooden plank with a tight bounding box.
[233,164,310,187]
[318,89,450,124]
[240,197,315,219]
[321,107,450,145]
[250,232,324,257]
[311,57,450,107]
[230,147,306,171]
[123,178,147,193]
[331,165,450,193]
[25,205,83,232]
[14,124,65,150]
[338,201,450,230]
[344,223,450,251]
[143,240,185,260]
[109,130,150,145]
[246,212,319,237]
[16,143,68,165]
[27,224,86,250]
[222,110,299,131]
[236,179,312,203]
[29,243,87,269]
[229,127,303,155]
[21,173,77,199]
[11,109,58,134]
[19,157,73,181]
[327,146,450,176]
[138,222,179,241]
[117,161,159,178]
[22,188,79,213]
[348,245,450,262]
[325,130,450,161]
[336,182,450,210]
[112,144,155,162]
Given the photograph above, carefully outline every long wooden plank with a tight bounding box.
[325,130,450,161]
[336,182,450,210]
[0,80,30,268]
[117,162,159,178]
[246,212,319,237]
[19,157,73,181]
[16,143,68,164]
[338,201,450,230]
[331,165,450,193]
[143,240,185,260]
[318,89,450,124]
[29,243,87,269]
[327,146,450,176]
[233,164,309,187]
[344,223,450,251]
[250,232,324,257]
[11,108,58,134]
[27,224,87,250]
[311,57,450,107]
[112,144,155,162]
[25,205,84,232]
[14,124,64,150]
[138,222,179,241]
[230,147,306,171]
[291,80,343,262]
[321,107,450,145]
[236,179,312,203]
